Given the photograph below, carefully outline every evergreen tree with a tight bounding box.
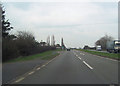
[2,6,13,38]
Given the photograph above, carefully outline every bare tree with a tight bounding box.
[95,35,114,50]
[17,31,35,41]
[16,31,36,56]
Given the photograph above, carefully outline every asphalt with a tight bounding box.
[9,50,118,84]
[2,59,48,84]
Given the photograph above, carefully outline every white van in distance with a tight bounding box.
[96,45,102,51]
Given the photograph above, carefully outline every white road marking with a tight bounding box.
[93,54,118,62]
[41,65,46,67]
[45,61,50,65]
[78,57,81,60]
[11,53,60,84]
[80,53,85,55]
[104,57,118,62]
[83,61,93,69]
[80,53,83,55]
[76,55,78,57]
[36,67,41,70]
[28,71,35,75]
[15,77,25,83]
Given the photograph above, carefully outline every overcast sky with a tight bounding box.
[2,1,118,48]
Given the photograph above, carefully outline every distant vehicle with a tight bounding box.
[96,45,102,51]
[67,48,70,51]
[106,40,120,53]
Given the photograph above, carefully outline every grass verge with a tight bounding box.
[78,49,120,60]
[5,49,61,63]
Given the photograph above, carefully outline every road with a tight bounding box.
[10,50,118,84]
[3,59,47,84]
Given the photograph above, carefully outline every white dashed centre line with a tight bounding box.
[76,55,78,57]
[83,61,93,70]
[78,57,81,60]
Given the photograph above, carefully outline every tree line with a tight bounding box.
[1,6,56,62]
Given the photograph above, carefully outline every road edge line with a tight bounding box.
[8,51,62,84]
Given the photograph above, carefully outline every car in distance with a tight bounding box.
[67,48,70,51]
